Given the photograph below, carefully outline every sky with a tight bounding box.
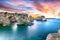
[0,0,60,17]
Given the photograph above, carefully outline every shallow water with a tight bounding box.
[0,18,60,40]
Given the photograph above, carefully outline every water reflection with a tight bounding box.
[12,23,18,32]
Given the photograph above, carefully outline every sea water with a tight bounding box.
[0,18,60,40]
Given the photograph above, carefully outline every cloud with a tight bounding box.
[0,0,60,13]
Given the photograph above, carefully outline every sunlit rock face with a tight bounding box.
[0,14,10,26]
[46,30,60,40]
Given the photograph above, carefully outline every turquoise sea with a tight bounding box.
[0,18,60,40]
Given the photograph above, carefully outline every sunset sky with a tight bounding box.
[0,0,60,18]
